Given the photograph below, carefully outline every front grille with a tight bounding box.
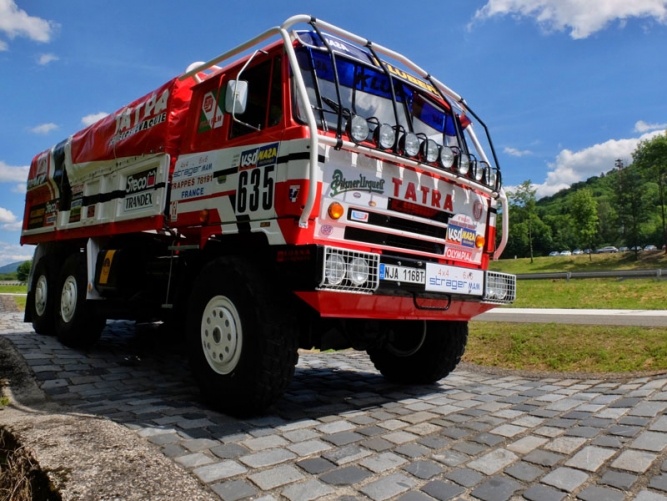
[344,227,445,254]
[355,210,448,240]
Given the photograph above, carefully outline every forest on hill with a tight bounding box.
[502,132,667,258]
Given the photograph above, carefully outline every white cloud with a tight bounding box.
[532,129,665,198]
[0,240,34,266]
[0,221,22,231]
[0,207,17,224]
[29,123,58,134]
[11,183,25,194]
[473,0,667,39]
[0,161,29,183]
[504,146,532,157]
[0,40,7,51]
[634,120,667,133]
[37,53,58,65]
[81,112,109,126]
[0,0,57,44]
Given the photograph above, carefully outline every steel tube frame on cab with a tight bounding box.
[180,14,510,260]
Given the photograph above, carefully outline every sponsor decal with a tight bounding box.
[87,206,96,218]
[321,224,333,236]
[444,214,481,264]
[170,201,178,221]
[198,90,224,133]
[384,63,438,95]
[350,210,369,222]
[391,178,454,212]
[112,88,169,145]
[69,184,84,223]
[425,263,483,295]
[473,199,484,221]
[28,200,58,229]
[289,185,300,202]
[99,250,116,285]
[240,142,279,170]
[330,169,385,197]
[27,152,49,190]
[124,167,157,212]
[353,192,361,198]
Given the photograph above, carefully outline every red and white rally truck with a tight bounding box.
[22,15,515,414]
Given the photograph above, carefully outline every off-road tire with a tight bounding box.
[55,253,106,348]
[367,320,468,384]
[29,256,57,335]
[187,257,299,416]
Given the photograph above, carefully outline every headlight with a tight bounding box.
[348,115,369,143]
[375,123,395,150]
[422,139,439,163]
[325,254,346,285]
[458,153,470,176]
[472,159,483,181]
[348,257,369,285]
[401,132,420,157]
[440,146,455,169]
[486,165,497,189]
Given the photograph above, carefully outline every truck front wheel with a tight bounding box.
[29,256,57,335]
[55,253,106,348]
[367,320,468,384]
[187,257,298,415]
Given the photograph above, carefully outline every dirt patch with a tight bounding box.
[0,337,217,501]
[0,427,61,501]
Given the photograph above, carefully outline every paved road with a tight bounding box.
[476,308,667,327]
[2,312,667,501]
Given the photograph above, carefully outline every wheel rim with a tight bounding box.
[60,275,78,323]
[386,320,427,357]
[201,295,242,375]
[34,275,48,317]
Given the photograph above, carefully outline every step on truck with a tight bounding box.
[22,15,516,415]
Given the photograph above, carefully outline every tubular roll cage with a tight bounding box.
[180,14,510,260]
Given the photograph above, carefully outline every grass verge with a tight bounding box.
[490,250,667,275]
[466,321,667,373]
[508,278,667,309]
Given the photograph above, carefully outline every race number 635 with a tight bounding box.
[236,165,275,213]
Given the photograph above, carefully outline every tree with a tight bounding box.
[16,260,31,283]
[615,159,652,258]
[508,180,538,262]
[570,189,598,261]
[632,132,667,252]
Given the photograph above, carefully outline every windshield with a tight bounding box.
[294,45,464,148]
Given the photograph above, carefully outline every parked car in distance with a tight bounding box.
[631,246,642,251]
[618,246,629,252]
[572,249,584,255]
[644,244,658,251]
[560,250,572,256]
[596,246,619,253]
[549,251,559,256]
[584,249,592,254]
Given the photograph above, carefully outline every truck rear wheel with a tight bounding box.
[55,253,106,348]
[187,257,298,416]
[29,256,57,335]
[367,320,468,384]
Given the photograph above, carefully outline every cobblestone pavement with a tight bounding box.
[3,312,667,501]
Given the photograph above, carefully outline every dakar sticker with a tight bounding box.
[329,169,385,197]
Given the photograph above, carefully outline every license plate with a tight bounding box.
[379,264,425,284]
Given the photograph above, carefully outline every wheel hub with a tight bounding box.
[201,295,242,375]
[35,275,48,317]
[60,276,78,323]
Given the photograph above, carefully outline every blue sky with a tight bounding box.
[1,0,666,266]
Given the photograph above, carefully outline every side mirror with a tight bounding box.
[225,80,248,115]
